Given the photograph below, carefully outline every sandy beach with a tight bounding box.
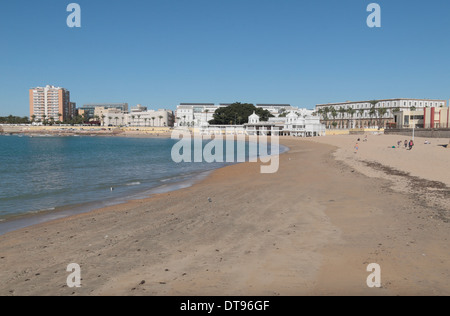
[0,135,449,296]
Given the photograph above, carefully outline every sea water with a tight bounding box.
[0,135,285,234]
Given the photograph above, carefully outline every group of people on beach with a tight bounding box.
[354,135,368,153]
[396,139,414,150]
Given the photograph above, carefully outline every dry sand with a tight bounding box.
[0,136,449,296]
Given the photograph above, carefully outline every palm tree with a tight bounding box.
[158,115,163,127]
[114,117,119,126]
[58,113,62,123]
[331,108,338,128]
[317,108,324,121]
[376,108,388,129]
[137,115,141,127]
[101,115,106,126]
[338,106,347,128]
[151,117,155,127]
[81,113,89,124]
[347,108,356,129]
[323,107,331,121]
[131,115,135,126]
[31,115,36,123]
[144,118,148,127]
[358,109,365,128]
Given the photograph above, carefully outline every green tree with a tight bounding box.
[376,108,388,129]
[330,108,338,127]
[209,102,273,125]
[347,108,356,129]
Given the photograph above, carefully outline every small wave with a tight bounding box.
[126,182,141,186]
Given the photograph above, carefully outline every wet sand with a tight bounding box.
[0,137,449,296]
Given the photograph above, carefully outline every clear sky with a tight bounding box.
[1,0,450,116]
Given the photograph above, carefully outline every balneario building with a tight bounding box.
[316,98,447,129]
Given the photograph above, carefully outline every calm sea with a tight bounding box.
[0,135,248,234]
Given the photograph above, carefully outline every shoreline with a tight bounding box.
[0,169,215,236]
[0,136,288,236]
[0,136,449,295]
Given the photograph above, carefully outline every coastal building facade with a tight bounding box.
[175,103,225,127]
[199,111,325,137]
[316,99,447,129]
[175,103,302,127]
[79,103,129,119]
[127,109,174,127]
[394,107,450,129]
[96,106,174,127]
[29,85,71,122]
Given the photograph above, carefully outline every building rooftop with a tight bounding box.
[316,98,446,106]
[179,103,215,106]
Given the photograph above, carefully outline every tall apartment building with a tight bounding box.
[29,85,71,122]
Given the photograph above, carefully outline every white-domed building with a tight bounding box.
[282,111,325,137]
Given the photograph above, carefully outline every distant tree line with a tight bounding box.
[0,115,30,124]
[208,102,274,125]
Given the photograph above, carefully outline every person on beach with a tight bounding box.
[398,140,402,148]
[409,140,414,150]
[354,143,359,154]
[404,140,408,149]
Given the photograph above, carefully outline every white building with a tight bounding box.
[255,104,299,117]
[282,112,325,137]
[199,111,325,137]
[175,103,226,127]
[96,106,174,127]
[128,109,174,127]
[316,98,447,129]
[175,103,304,127]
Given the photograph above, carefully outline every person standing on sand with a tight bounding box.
[404,140,408,149]
[354,143,359,154]
[409,139,414,150]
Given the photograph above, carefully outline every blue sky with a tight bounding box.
[1,0,450,116]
